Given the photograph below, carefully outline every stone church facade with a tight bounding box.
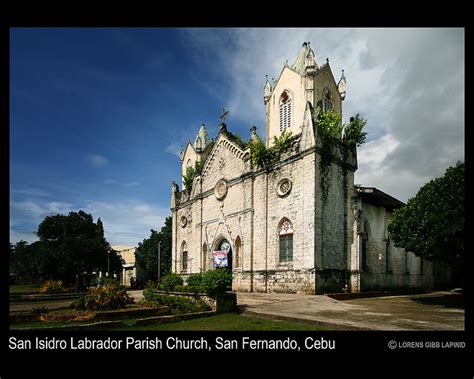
[170,42,450,294]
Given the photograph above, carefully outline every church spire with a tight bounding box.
[194,123,211,151]
[264,75,272,104]
[292,42,318,74]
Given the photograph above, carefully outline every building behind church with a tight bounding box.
[170,42,451,294]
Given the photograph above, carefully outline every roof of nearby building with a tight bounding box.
[356,186,405,212]
[112,245,135,252]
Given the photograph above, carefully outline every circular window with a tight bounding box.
[277,178,292,197]
[180,216,187,228]
[215,179,228,200]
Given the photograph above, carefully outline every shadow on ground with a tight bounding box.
[410,293,464,309]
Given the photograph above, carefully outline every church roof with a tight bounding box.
[356,186,405,212]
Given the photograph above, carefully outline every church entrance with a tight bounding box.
[213,239,232,271]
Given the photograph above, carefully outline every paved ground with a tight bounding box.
[10,289,464,330]
[237,291,464,330]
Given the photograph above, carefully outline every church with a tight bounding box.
[170,42,451,294]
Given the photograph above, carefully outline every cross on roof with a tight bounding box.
[219,108,229,124]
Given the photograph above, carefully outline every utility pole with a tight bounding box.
[157,240,161,283]
[107,250,110,277]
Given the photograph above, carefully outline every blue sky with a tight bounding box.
[10,28,464,247]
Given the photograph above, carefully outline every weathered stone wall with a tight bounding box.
[313,141,356,293]
[359,202,425,291]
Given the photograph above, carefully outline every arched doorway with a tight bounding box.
[213,238,232,270]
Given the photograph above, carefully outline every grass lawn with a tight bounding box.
[10,284,39,294]
[11,313,330,331]
[112,313,330,331]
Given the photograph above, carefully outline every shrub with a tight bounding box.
[72,284,131,311]
[31,307,49,314]
[200,269,232,295]
[316,108,343,142]
[159,273,183,292]
[248,135,271,167]
[343,113,367,147]
[145,280,159,289]
[98,277,119,286]
[39,280,64,294]
[143,290,210,313]
[186,273,203,288]
[173,284,201,293]
[271,129,293,156]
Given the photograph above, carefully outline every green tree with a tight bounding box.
[248,134,271,167]
[388,162,464,286]
[36,211,122,284]
[135,216,172,280]
[10,240,38,281]
[316,108,343,141]
[343,114,367,147]
[183,161,204,191]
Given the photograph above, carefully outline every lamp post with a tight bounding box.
[157,240,161,283]
[107,250,110,277]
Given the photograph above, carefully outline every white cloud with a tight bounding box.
[87,153,108,167]
[10,199,73,219]
[123,181,140,187]
[11,187,50,197]
[83,200,169,246]
[357,133,399,169]
[166,142,183,158]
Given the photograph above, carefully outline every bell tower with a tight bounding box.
[264,42,346,147]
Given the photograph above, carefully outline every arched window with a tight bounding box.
[361,224,369,271]
[279,219,294,263]
[186,159,193,169]
[385,236,392,273]
[181,241,188,272]
[323,88,333,111]
[202,243,208,271]
[235,236,241,268]
[279,91,292,131]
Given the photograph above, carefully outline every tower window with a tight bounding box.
[279,219,294,263]
[323,88,333,111]
[279,91,292,131]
